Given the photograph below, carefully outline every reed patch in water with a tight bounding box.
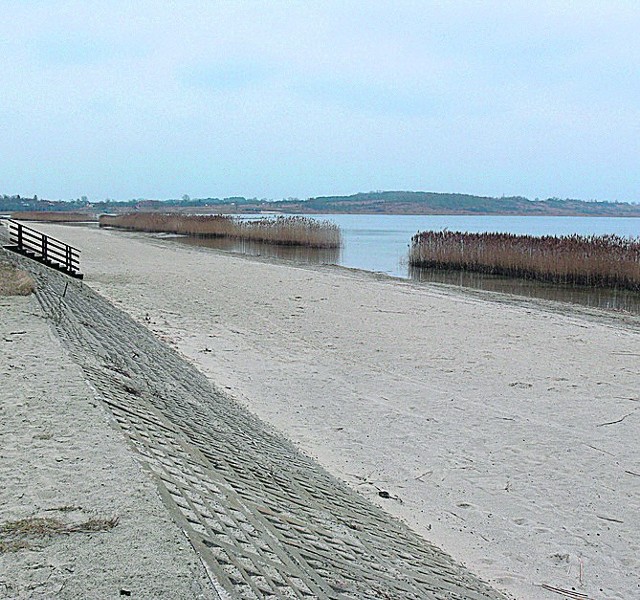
[99,213,341,248]
[409,230,640,291]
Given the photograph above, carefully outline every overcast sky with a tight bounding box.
[1,1,639,202]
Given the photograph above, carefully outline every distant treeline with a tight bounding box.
[1,194,93,212]
[0,194,260,213]
[2,191,639,217]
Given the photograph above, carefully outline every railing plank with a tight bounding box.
[4,218,82,278]
[7,219,82,253]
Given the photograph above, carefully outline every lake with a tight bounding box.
[308,213,640,276]
[177,213,640,313]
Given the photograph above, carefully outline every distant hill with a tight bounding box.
[2,191,639,217]
[277,191,640,216]
[179,191,640,216]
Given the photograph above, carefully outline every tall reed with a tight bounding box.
[99,213,341,248]
[11,211,96,222]
[409,230,640,291]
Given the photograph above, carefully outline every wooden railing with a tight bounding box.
[3,218,83,279]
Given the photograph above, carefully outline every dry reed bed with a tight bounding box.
[410,230,640,291]
[99,213,341,248]
[10,211,96,222]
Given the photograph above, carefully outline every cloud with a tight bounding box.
[178,61,269,92]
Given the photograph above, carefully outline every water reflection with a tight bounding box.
[174,235,341,265]
[409,266,640,314]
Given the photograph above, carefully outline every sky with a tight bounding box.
[1,1,639,203]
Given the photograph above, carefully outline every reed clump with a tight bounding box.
[409,230,640,291]
[99,213,341,248]
[10,211,96,222]
[238,216,341,247]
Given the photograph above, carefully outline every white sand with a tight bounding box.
[0,293,216,598]
[33,223,640,599]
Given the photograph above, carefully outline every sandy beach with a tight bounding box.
[0,295,216,598]
[4,222,640,599]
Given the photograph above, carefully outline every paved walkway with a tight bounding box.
[28,259,505,600]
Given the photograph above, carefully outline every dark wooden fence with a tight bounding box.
[3,218,83,279]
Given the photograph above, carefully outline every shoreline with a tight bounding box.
[170,230,640,331]
[7,222,640,599]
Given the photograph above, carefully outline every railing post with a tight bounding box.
[5,219,82,278]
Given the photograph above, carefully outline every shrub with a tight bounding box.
[0,263,35,295]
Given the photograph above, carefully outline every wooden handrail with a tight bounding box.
[3,218,83,279]
[5,219,81,253]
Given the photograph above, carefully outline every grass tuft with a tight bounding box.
[0,263,36,296]
[0,540,31,553]
[0,515,119,553]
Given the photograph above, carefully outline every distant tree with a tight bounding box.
[182,194,191,202]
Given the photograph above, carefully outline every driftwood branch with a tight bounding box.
[596,514,624,524]
[596,408,638,427]
[541,583,592,599]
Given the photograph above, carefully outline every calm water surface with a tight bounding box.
[309,214,640,277]
[177,214,640,313]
